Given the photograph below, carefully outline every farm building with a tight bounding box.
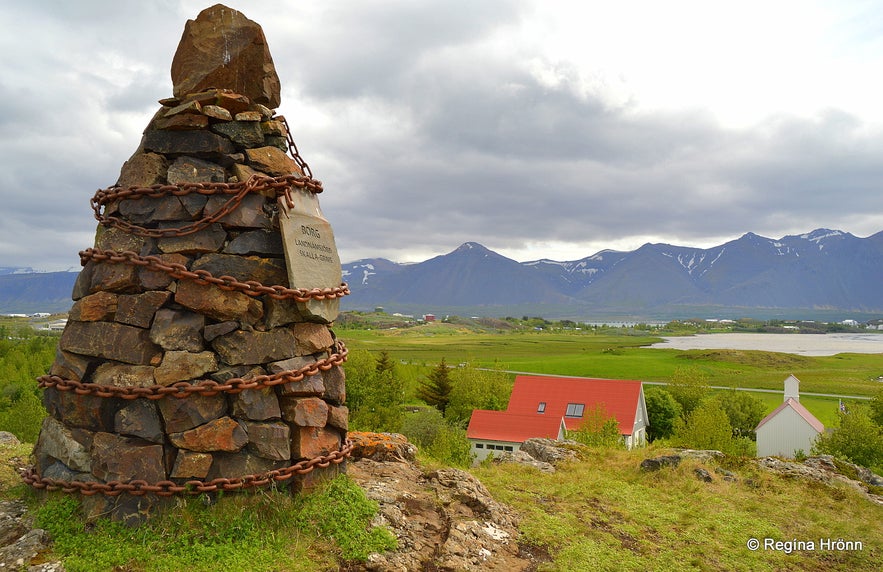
[755,375,824,458]
[466,375,648,458]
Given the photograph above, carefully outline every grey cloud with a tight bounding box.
[2,0,882,271]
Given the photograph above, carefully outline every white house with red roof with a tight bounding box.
[466,375,648,460]
[755,375,825,458]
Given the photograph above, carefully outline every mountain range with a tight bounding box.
[3,229,883,320]
[341,229,883,321]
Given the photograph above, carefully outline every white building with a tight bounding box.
[755,375,824,458]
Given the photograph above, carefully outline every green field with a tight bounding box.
[341,324,883,423]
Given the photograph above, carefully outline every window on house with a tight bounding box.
[537,402,546,413]
[504,446,513,452]
[565,403,585,418]
[475,443,484,449]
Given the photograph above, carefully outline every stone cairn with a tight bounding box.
[22,5,351,519]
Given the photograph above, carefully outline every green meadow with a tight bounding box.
[341,323,883,423]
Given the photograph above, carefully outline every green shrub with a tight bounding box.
[293,475,397,561]
[812,405,883,473]
[672,399,739,454]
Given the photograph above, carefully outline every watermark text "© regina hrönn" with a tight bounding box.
[746,537,863,554]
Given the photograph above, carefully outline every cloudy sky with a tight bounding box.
[2,0,883,271]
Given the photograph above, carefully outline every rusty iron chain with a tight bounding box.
[79,248,350,302]
[91,174,323,239]
[20,440,353,497]
[276,115,314,180]
[37,342,347,400]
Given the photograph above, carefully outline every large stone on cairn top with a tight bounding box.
[171,4,281,108]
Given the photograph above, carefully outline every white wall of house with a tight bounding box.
[756,407,821,458]
[469,439,521,462]
[629,389,649,449]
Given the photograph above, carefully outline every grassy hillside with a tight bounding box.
[475,446,882,571]
[4,443,879,571]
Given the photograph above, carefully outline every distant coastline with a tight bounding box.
[650,332,883,356]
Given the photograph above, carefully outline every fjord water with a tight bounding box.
[649,332,883,356]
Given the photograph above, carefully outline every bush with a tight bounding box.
[400,409,473,467]
[400,408,448,449]
[713,390,766,439]
[672,399,739,454]
[644,387,681,441]
[812,405,883,473]
[444,364,512,426]
[0,388,46,442]
[568,404,623,448]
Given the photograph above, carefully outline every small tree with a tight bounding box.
[400,408,473,467]
[374,350,396,376]
[672,399,735,453]
[345,349,404,433]
[667,366,711,418]
[644,387,682,441]
[812,405,883,472]
[445,363,512,425]
[417,358,453,415]
[714,390,766,439]
[569,403,623,448]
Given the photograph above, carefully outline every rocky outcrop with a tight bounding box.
[489,438,580,474]
[348,434,539,571]
[758,455,883,505]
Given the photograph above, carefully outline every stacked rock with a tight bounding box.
[25,5,350,517]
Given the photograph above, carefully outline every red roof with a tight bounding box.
[505,375,644,434]
[467,410,565,442]
[755,398,824,433]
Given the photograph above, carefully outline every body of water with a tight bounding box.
[649,332,883,356]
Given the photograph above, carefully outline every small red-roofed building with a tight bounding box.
[467,411,566,461]
[755,375,825,458]
[466,375,649,459]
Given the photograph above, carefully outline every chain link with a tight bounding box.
[38,342,346,400]
[277,116,314,180]
[91,174,323,239]
[20,440,353,497]
[79,248,349,302]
